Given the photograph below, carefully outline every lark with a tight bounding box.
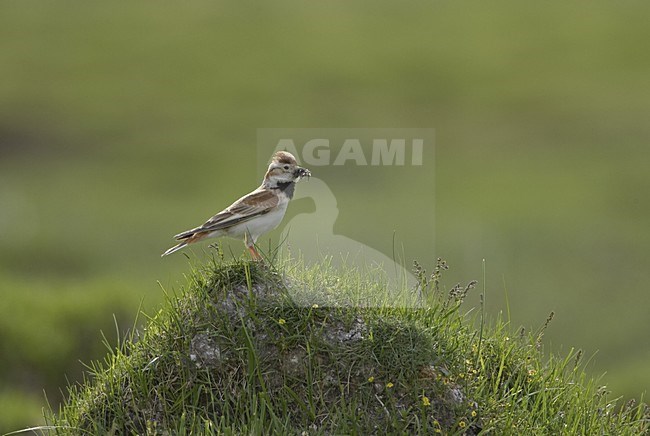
[162,151,311,259]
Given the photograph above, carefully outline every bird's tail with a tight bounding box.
[161,230,208,257]
[161,241,188,257]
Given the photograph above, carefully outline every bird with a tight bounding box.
[162,151,311,259]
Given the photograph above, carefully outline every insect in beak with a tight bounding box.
[295,167,311,181]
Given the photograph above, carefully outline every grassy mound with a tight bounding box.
[46,257,648,434]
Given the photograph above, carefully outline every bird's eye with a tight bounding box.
[283,164,290,170]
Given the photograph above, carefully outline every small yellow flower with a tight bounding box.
[278,319,286,325]
[458,420,467,428]
[386,382,394,389]
[312,304,319,309]
[422,395,430,406]
[471,410,477,417]
[528,369,537,376]
[367,376,374,383]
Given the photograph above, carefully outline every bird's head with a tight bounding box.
[264,151,311,186]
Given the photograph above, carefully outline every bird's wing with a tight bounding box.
[174,188,279,240]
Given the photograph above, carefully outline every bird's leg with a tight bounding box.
[248,245,262,261]
[244,232,262,261]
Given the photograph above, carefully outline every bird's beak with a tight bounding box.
[294,167,311,181]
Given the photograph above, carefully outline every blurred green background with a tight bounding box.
[1,1,649,431]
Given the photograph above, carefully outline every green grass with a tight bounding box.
[40,256,648,435]
[0,274,151,432]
